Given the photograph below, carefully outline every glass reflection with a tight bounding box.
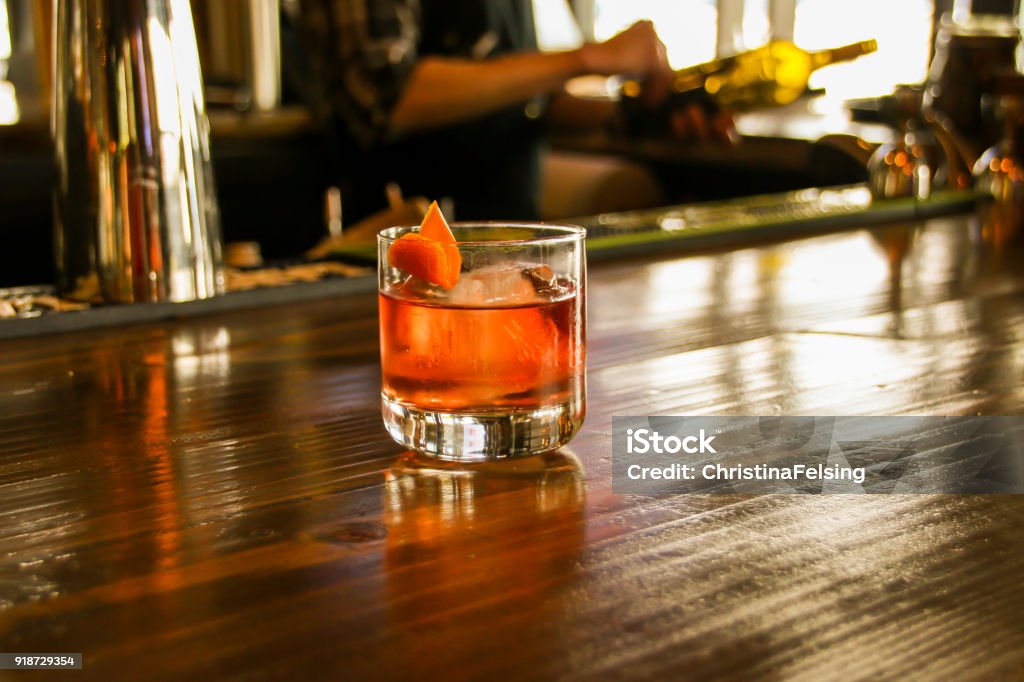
[384,450,585,639]
[869,224,919,330]
[592,216,1003,417]
[386,449,584,538]
[171,326,231,386]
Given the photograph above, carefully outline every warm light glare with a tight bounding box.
[795,0,933,100]
[743,0,770,50]
[778,233,890,312]
[533,0,584,51]
[0,0,10,63]
[0,0,16,125]
[583,0,931,98]
[593,0,718,68]
[0,80,19,125]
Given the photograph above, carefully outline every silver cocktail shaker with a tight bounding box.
[52,0,225,303]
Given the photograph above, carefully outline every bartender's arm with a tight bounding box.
[390,21,669,135]
[301,0,728,144]
[390,19,734,143]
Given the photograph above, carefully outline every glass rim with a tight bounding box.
[377,222,586,247]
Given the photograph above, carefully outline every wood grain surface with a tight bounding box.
[1,215,1023,681]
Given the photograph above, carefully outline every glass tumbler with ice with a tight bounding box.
[378,223,586,460]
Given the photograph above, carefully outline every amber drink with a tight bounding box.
[378,224,586,460]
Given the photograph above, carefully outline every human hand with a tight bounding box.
[579,21,672,106]
[616,94,738,144]
[669,102,738,145]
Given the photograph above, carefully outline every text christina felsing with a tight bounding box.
[625,462,867,485]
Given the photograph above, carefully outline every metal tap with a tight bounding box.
[868,85,975,201]
[52,0,225,303]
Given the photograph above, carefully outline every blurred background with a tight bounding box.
[0,0,1015,286]
[540,0,934,101]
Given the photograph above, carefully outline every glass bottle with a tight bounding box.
[619,39,877,136]
[622,39,877,112]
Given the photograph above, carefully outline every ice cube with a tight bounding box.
[446,264,540,306]
[523,265,555,290]
[524,265,571,301]
[396,274,446,300]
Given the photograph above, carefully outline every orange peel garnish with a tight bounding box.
[387,201,461,288]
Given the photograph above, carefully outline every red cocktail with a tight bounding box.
[378,223,586,460]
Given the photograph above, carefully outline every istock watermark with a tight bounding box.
[612,416,1024,494]
[626,428,718,454]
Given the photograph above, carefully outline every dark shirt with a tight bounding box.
[293,0,545,222]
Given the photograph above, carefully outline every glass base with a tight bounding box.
[381,394,583,462]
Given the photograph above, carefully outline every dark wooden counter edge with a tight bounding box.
[0,274,378,341]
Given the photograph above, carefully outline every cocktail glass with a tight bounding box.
[378,223,586,461]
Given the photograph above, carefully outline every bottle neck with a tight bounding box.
[810,40,878,70]
[672,57,733,94]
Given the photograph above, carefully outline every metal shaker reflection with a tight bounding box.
[384,450,585,625]
[52,0,225,303]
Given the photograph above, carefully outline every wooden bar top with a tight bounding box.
[1,214,1023,680]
